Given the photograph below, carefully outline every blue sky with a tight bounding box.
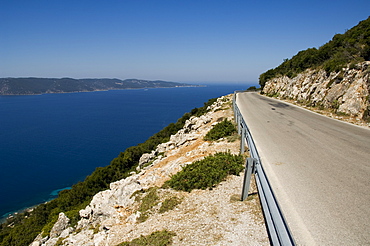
[1,0,369,84]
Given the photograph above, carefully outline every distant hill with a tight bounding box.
[259,17,370,89]
[0,78,194,95]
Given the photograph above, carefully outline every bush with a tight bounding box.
[159,197,181,214]
[164,152,244,192]
[246,86,259,91]
[118,230,176,246]
[204,119,237,141]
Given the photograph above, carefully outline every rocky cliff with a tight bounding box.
[31,95,268,246]
[262,61,370,122]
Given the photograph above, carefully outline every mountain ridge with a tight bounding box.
[0,78,194,95]
[259,17,370,89]
[259,17,370,124]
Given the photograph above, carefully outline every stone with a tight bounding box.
[156,142,169,153]
[43,238,58,246]
[126,211,141,224]
[30,241,41,246]
[49,212,70,238]
[138,151,156,166]
[263,61,370,119]
[93,231,108,245]
[79,205,92,219]
[60,227,74,238]
[30,233,48,246]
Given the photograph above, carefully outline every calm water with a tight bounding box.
[0,84,250,218]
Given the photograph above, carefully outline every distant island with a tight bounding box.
[0,78,196,95]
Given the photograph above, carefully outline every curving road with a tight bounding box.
[236,92,370,245]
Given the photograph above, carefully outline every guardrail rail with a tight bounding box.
[233,91,295,246]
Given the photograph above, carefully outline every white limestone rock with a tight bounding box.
[79,205,92,219]
[263,61,370,119]
[49,212,70,238]
[139,151,156,165]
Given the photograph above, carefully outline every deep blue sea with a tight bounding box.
[0,84,251,219]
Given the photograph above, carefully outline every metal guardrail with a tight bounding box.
[233,92,295,246]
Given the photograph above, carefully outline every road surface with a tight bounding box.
[236,92,370,245]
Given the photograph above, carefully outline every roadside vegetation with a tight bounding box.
[161,118,242,192]
[163,152,244,192]
[0,98,218,246]
[259,17,370,89]
[130,187,183,223]
[117,230,176,246]
[133,187,161,223]
[246,86,260,92]
[204,119,237,141]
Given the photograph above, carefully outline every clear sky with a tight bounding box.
[1,0,369,84]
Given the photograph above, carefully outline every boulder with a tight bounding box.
[138,151,156,169]
[79,205,93,219]
[49,212,70,238]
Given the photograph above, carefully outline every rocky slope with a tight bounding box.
[31,95,269,246]
[262,61,370,125]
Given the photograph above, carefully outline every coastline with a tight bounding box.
[0,84,250,245]
[2,85,240,222]
[0,206,38,224]
[0,85,204,96]
[0,187,72,224]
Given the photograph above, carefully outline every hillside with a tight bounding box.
[1,97,216,245]
[0,78,192,95]
[259,17,370,124]
[0,95,268,246]
[259,17,370,88]
[29,94,268,245]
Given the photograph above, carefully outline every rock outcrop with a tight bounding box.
[31,95,268,246]
[262,61,370,121]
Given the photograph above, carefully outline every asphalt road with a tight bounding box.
[236,92,370,245]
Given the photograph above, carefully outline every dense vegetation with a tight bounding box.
[164,152,244,192]
[0,78,191,95]
[246,86,260,91]
[203,119,237,141]
[259,17,370,89]
[0,98,218,246]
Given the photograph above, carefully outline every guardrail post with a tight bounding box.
[240,127,245,154]
[241,157,256,201]
[237,112,242,134]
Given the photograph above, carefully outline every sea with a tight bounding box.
[0,83,251,220]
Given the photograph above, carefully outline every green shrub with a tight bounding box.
[159,197,181,214]
[190,98,217,117]
[164,152,244,192]
[118,230,176,246]
[204,119,236,141]
[138,188,159,213]
[246,86,260,91]
[135,187,160,222]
